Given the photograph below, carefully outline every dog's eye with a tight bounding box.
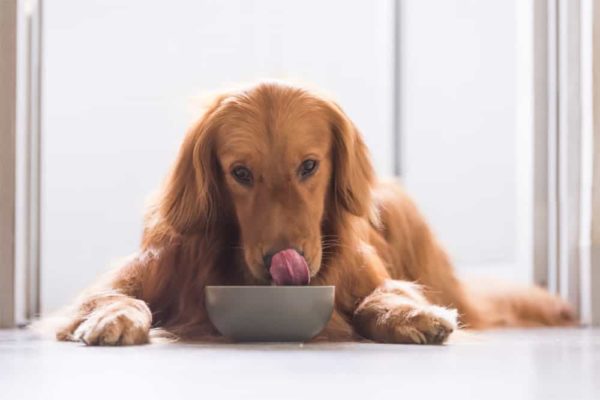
[231,166,253,186]
[298,159,319,179]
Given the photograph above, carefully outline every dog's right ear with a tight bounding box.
[323,100,375,218]
[154,95,228,234]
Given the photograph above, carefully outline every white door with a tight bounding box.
[399,0,533,283]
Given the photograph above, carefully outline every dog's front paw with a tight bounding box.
[354,291,458,345]
[73,298,151,346]
[390,305,457,344]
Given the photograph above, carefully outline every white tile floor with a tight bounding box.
[1,328,599,400]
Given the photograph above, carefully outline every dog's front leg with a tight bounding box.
[352,280,458,344]
[60,293,152,346]
[52,252,159,346]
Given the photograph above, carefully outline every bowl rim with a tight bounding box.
[205,285,335,290]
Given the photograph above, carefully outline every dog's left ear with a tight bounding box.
[324,100,375,217]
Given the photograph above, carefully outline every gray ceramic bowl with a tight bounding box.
[205,286,335,342]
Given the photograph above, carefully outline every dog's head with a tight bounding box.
[156,82,373,283]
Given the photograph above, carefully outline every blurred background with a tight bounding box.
[2,0,599,327]
[40,0,530,312]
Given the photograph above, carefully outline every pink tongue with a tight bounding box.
[269,249,310,286]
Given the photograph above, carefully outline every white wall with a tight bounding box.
[400,0,532,281]
[42,0,534,312]
[41,0,394,312]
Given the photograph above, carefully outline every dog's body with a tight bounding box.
[49,82,574,345]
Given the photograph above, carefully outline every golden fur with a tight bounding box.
[46,82,575,345]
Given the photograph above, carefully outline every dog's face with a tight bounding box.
[215,91,334,282]
[159,83,374,283]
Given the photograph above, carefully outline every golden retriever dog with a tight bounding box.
[47,82,575,345]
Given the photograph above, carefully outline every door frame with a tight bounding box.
[0,0,18,328]
[590,0,600,325]
[0,0,43,328]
